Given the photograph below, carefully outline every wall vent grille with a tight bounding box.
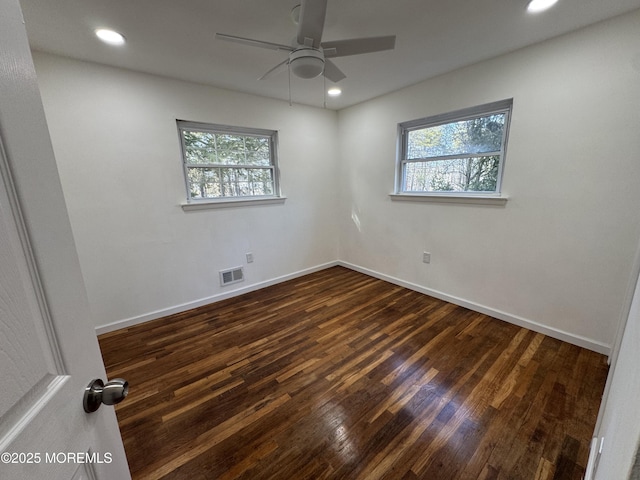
[219,267,244,286]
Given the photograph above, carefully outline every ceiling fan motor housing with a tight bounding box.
[289,48,325,79]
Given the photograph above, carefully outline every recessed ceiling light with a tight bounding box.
[95,29,126,46]
[327,88,342,97]
[527,0,558,13]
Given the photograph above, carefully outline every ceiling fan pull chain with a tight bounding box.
[288,62,292,107]
[323,74,326,109]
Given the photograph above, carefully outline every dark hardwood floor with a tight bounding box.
[98,266,608,480]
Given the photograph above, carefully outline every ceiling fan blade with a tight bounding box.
[258,58,290,81]
[322,35,396,58]
[215,33,293,52]
[296,0,328,48]
[323,59,346,83]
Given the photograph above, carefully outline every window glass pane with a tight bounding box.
[183,132,272,167]
[191,167,274,198]
[218,167,238,196]
[248,169,274,195]
[404,156,499,192]
[407,114,505,160]
[182,131,217,164]
[244,137,271,166]
[187,167,221,198]
[216,134,246,165]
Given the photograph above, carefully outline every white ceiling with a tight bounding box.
[19,0,640,110]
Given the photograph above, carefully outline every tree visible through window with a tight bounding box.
[178,121,279,201]
[397,99,512,194]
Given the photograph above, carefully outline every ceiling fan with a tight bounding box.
[215,0,396,83]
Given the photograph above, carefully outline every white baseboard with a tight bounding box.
[96,259,612,355]
[95,261,339,335]
[337,261,611,355]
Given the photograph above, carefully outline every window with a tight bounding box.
[396,99,512,196]
[177,121,280,203]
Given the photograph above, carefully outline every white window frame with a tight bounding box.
[177,120,284,210]
[392,99,512,205]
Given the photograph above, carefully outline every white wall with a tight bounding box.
[33,53,339,330]
[336,10,640,352]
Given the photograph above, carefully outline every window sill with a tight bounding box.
[389,193,508,206]
[181,196,287,211]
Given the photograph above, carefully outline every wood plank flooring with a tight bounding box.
[98,266,609,480]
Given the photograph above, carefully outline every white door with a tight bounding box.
[0,0,131,478]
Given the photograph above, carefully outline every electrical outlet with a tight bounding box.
[423,252,431,264]
[246,252,254,263]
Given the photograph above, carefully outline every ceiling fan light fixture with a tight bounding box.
[526,0,558,13]
[327,87,342,96]
[289,48,325,79]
